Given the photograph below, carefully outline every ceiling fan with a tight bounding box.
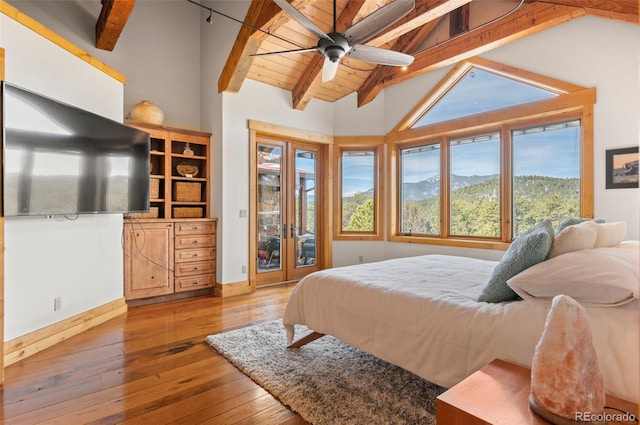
[256,0,416,82]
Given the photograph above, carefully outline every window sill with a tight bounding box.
[388,234,510,251]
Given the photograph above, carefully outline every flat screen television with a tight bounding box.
[2,82,150,216]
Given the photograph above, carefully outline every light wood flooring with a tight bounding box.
[0,284,309,425]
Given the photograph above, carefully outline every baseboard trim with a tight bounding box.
[126,288,214,307]
[214,280,253,297]
[4,297,127,366]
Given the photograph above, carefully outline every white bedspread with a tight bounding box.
[283,254,639,402]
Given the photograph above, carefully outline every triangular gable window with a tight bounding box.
[412,66,559,128]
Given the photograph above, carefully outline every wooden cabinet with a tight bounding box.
[125,121,211,220]
[124,221,174,299]
[124,218,217,301]
[173,221,216,292]
[436,359,637,425]
[122,122,216,303]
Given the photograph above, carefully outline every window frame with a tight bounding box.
[333,137,384,241]
[387,59,594,250]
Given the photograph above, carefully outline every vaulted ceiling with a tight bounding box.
[97,0,638,110]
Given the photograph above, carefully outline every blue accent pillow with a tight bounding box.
[478,220,554,303]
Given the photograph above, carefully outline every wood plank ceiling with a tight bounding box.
[95,0,638,110]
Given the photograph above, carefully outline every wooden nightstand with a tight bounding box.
[436,359,637,425]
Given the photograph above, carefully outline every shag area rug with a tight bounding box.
[206,320,446,425]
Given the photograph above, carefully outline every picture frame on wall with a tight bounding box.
[605,147,639,189]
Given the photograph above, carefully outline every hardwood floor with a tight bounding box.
[0,284,309,425]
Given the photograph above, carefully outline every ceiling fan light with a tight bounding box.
[326,46,344,63]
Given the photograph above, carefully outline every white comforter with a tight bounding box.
[283,254,639,402]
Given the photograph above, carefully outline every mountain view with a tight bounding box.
[343,174,580,236]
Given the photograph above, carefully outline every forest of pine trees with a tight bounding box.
[342,175,580,236]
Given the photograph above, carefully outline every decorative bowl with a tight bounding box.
[130,100,164,125]
[176,164,199,177]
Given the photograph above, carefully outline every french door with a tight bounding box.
[255,138,322,286]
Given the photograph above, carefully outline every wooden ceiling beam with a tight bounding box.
[364,3,586,100]
[366,0,472,47]
[291,0,369,110]
[358,18,440,107]
[291,0,466,109]
[536,0,638,23]
[218,0,314,94]
[95,0,135,51]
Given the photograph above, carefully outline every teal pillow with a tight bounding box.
[555,217,605,234]
[478,220,554,303]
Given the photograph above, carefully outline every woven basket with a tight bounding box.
[150,178,160,199]
[174,182,201,202]
[173,207,203,218]
[129,207,159,219]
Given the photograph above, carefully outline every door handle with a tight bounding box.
[290,223,295,239]
[282,224,287,239]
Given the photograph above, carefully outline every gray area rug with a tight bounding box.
[206,320,446,425]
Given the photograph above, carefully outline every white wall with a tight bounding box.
[1,14,126,339]
[331,16,640,266]
[199,1,334,284]
[218,82,333,283]
[483,16,640,239]
[6,0,202,130]
[7,2,638,287]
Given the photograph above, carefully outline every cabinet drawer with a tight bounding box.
[175,274,215,292]
[174,221,216,235]
[174,247,216,263]
[174,260,215,277]
[175,235,215,249]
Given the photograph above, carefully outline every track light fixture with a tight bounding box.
[185,0,308,50]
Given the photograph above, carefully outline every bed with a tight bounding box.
[283,226,639,403]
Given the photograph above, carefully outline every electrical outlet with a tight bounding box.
[242,265,247,274]
[54,297,62,311]
[358,255,364,263]
[239,209,247,218]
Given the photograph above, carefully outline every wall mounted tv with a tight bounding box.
[2,82,150,216]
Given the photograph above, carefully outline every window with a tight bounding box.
[334,140,383,240]
[389,58,594,248]
[512,120,581,236]
[413,67,558,128]
[449,132,501,238]
[399,143,440,235]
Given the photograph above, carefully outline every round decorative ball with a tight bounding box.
[130,100,165,125]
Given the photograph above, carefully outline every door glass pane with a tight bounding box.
[450,133,501,238]
[257,144,282,273]
[342,150,375,232]
[512,120,581,236]
[295,149,316,267]
[399,143,440,235]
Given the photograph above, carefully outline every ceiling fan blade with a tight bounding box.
[322,57,339,82]
[251,47,319,57]
[344,0,415,46]
[346,44,414,66]
[273,0,333,42]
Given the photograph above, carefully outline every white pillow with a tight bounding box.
[548,220,598,258]
[594,222,627,248]
[507,246,639,307]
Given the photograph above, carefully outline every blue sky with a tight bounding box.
[341,68,580,195]
[342,153,375,196]
[343,126,580,194]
